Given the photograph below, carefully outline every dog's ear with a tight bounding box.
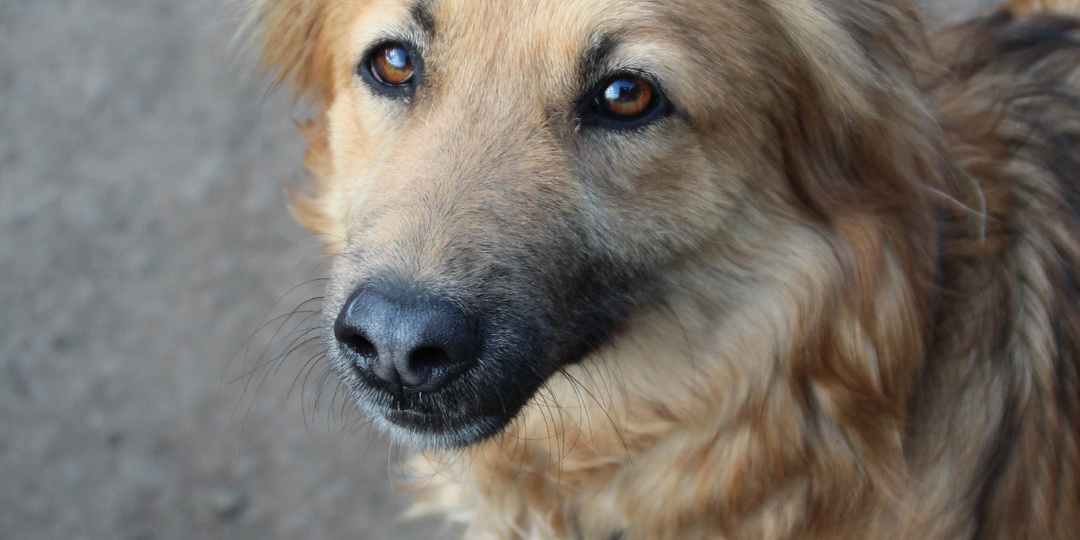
[252,0,335,102]
[764,0,947,219]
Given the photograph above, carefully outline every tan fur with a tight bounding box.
[254,0,1080,538]
[1002,0,1080,16]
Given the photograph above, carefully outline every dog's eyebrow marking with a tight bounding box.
[580,32,622,81]
[409,0,437,35]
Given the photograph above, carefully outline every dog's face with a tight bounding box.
[260,0,934,449]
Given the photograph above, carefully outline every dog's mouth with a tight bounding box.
[335,342,547,448]
[376,404,510,443]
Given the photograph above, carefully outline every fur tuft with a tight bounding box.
[250,0,335,102]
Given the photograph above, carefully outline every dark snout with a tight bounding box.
[334,285,478,397]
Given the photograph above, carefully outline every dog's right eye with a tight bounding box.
[368,42,415,86]
[358,41,421,98]
[598,76,654,119]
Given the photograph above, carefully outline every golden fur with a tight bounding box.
[253,0,1080,537]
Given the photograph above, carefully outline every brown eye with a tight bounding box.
[370,42,415,85]
[598,76,654,118]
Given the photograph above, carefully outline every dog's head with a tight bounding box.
[255,0,946,450]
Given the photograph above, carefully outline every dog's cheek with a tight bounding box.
[573,129,752,274]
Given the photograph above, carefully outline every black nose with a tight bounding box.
[333,286,477,394]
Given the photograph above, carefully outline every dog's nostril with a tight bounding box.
[333,314,378,361]
[340,332,378,360]
[409,346,452,372]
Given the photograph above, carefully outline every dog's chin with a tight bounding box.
[367,405,514,450]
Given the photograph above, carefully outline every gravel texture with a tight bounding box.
[0,0,1001,538]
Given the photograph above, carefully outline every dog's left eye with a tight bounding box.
[583,74,665,129]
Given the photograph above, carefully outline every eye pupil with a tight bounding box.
[604,78,639,102]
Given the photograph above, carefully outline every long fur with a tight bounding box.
[253,0,1080,538]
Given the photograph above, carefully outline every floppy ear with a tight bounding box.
[252,0,335,102]
[763,0,947,219]
[252,1,343,244]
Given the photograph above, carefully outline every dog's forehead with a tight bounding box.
[350,0,713,84]
[428,0,647,52]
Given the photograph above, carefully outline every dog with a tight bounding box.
[252,0,1080,537]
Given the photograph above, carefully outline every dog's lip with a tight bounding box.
[376,404,498,432]
[376,405,510,448]
[381,406,446,426]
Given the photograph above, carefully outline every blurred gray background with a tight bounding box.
[0,0,999,538]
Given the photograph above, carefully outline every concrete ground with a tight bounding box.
[0,0,999,538]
